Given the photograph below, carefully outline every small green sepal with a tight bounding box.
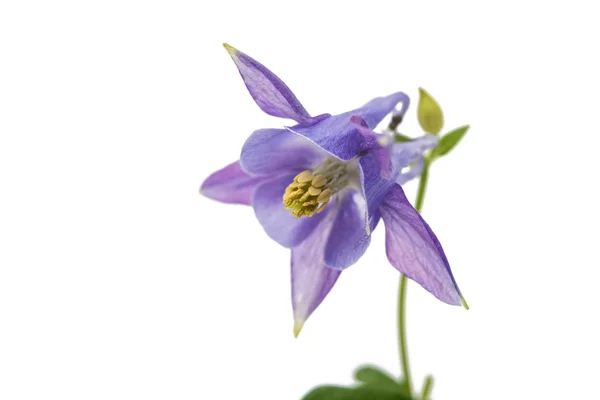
[393,133,412,143]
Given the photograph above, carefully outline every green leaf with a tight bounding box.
[301,385,411,400]
[417,88,444,135]
[433,125,469,157]
[354,365,404,392]
[399,379,411,396]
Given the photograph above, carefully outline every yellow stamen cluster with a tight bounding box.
[283,170,332,218]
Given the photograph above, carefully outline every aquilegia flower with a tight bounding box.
[201,44,465,335]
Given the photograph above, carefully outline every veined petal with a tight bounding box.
[252,174,325,248]
[287,92,409,161]
[380,185,463,305]
[323,190,374,269]
[359,153,396,228]
[240,128,324,176]
[397,156,424,186]
[224,43,325,125]
[350,115,389,150]
[291,208,341,337]
[357,91,410,128]
[358,134,438,224]
[392,134,438,185]
[351,115,393,179]
[200,161,268,205]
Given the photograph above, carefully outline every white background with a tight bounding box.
[1,1,599,399]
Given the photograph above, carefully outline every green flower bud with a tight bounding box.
[417,88,444,135]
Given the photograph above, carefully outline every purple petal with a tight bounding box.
[350,115,376,142]
[351,115,393,179]
[359,153,396,227]
[200,161,269,205]
[397,156,424,186]
[287,92,409,161]
[252,174,325,248]
[224,44,325,125]
[392,134,438,185]
[323,190,373,269]
[291,208,341,336]
[380,185,463,305]
[358,135,439,222]
[388,92,411,131]
[240,128,324,176]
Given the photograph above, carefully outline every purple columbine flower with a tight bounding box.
[201,44,465,336]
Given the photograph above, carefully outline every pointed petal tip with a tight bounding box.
[199,180,210,196]
[222,42,237,56]
[199,180,210,197]
[293,320,304,338]
[199,177,216,198]
[198,186,211,199]
[461,296,470,310]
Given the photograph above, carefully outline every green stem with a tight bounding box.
[414,157,430,213]
[421,375,434,400]
[398,275,412,394]
[398,155,431,396]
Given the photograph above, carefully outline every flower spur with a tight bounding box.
[201,44,465,336]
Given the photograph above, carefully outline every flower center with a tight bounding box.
[282,157,350,218]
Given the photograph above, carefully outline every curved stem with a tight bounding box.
[398,155,431,395]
